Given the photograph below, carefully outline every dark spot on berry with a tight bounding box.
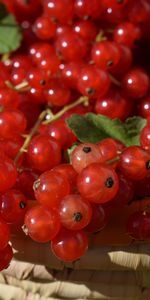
[107,60,113,67]
[24,0,30,4]
[33,179,40,190]
[146,160,150,169]
[73,212,83,222]
[19,201,26,209]
[105,177,114,188]
[86,87,95,95]
[40,79,46,86]
[117,0,124,4]
[83,146,91,153]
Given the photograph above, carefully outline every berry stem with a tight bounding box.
[14,96,89,164]
[14,109,48,164]
[5,80,30,92]
[107,156,120,165]
[43,96,89,124]
[109,74,121,87]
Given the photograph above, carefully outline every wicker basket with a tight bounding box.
[0,200,150,300]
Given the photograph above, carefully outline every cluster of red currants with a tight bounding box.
[0,0,149,266]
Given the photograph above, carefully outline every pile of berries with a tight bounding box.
[0,0,150,267]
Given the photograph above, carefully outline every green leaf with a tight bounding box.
[67,114,105,143]
[124,116,147,146]
[67,113,146,146]
[0,4,22,54]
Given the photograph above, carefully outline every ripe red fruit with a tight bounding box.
[127,211,150,240]
[77,65,110,99]
[71,143,103,173]
[33,15,56,40]
[44,79,71,107]
[95,89,132,120]
[34,170,70,209]
[55,31,87,62]
[122,68,149,99]
[27,134,61,171]
[59,194,92,230]
[92,41,121,71]
[113,22,141,48]
[0,190,27,225]
[85,204,109,233]
[51,228,88,262]
[0,110,27,139]
[119,146,150,180]
[77,163,119,203]
[24,205,60,242]
[97,138,124,162]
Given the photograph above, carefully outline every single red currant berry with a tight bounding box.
[51,228,88,262]
[0,190,27,225]
[77,65,110,99]
[34,170,70,209]
[59,194,92,230]
[55,31,87,62]
[33,15,56,40]
[43,0,74,24]
[127,211,150,240]
[85,204,109,233]
[24,205,60,242]
[97,138,124,162]
[71,143,103,173]
[137,96,150,118]
[44,79,71,107]
[91,41,121,71]
[122,68,149,99]
[77,163,119,203]
[94,89,132,120]
[119,146,150,180]
[0,109,27,139]
[73,20,97,42]
[27,134,61,172]
[113,22,141,48]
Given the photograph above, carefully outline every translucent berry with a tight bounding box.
[77,163,119,203]
[51,228,88,262]
[24,205,60,242]
[59,194,92,230]
[71,143,103,173]
[34,170,70,209]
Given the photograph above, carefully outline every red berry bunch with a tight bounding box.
[0,0,149,267]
